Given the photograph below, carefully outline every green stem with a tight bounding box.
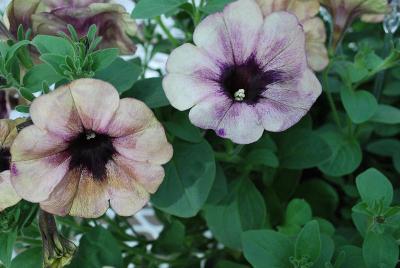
[373,32,392,101]
[322,66,342,129]
[191,0,201,26]
[155,17,179,47]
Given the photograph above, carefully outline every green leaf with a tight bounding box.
[337,246,367,268]
[340,87,377,124]
[313,234,335,268]
[247,149,279,168]
[284,199,312,226]
[153,220,185,253]
[242,230,293,268]
[91,48,119,72]
[19,88,35,102]
[32,35,73,56]
[215,260,249,268]
[132,0,187,19]
[152,139,216,217]
[69,226,123,268]
[39,54,67,76]
[318,128,362,176]
[276,129,331,169]
[200,0,235,13]
[10,248,43,268]
[383,81,400,96]
[294,220,321,262]
[0,231,17,267]
[15,105,30,114]
[294,179,339,218]
[164,112,203,143]
[204,179,266,249]
[362,232,399,268]
[23,64,63,92]
[356,168,393,208]
[95,58,142,94]
[205,164,228,205]
[366,139,400,157]
[371,104,400,124]
[122,77,169,108]
[5,40,30,65]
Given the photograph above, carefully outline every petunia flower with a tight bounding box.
[163,0,322,144]
[5,0,137,54]
[256,0,329,71]
[0,119,24,212]
[320,0,388,46]
[11,79,173,218]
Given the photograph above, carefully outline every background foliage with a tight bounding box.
[0,0,400,267]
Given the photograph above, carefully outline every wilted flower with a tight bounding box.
[11,79,173,218]
[0,119,24,212]
[320,0,388,46]
[5,0,43,38]
[256,0,329,71]
[6,0,137,54]
[163,0,322,144]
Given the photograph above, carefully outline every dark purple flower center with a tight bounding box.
[220,57,284,104]
[68,131,115,181]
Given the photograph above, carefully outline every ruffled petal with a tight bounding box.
[69,79,120,133]
[107,160,149,216]
[30,85,83,139]
[303,18,329,71]
[112,121,173,165]
[189,93,233,131]
[215,102,264,144]
[0,171,21,211]
[193,0,263,65]
[255,12,306,77]
[69,169,109,218]
[11,125,68,162]
[106,98,155,137]
[163,43,221,110]
[11,152,71,202]
[40,169,80,216]
[115,154,165,194]
[257,69,321,131]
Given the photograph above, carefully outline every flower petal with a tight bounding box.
[107,160,149,216]
[257,69,321,131]
[216,102,264,144]
[11,125,68,162]
[0,171,21,211]
[115,154,165,194]
[163,43,221,110]
[112,121,173,165]
[11,152,71,202]
[69,169,109,218]
[304,18,329,71]
[189,93,232,131]
[30,84,83,139]
[106,98,155,137]
[69,79,120,133]
[255,12,306,77]
[40,169,80,216]
[193,0,263,65]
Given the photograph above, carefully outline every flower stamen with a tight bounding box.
[86,132,96,140]
[234,89,246,101]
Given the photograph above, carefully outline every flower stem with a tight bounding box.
[155,16,179,47]
[39,210,76,268]
[373,32,392,101]
[322,67,342,129]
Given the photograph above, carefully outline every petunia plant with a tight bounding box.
[0,0,399,267]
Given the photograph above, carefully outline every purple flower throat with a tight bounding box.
[220,57,284,104]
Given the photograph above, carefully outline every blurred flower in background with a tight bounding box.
[0,119,24,212]
[320,0,389,47]
[5,0,137,54]
[256,0,329,71]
